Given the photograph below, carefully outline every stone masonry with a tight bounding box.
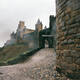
[56,0,80,79]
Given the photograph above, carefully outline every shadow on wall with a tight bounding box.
[39,15,56,49]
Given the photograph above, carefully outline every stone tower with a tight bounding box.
[11,32,16,39]
[16,21,26,39]
[17,21,25,31]
[56,0,80,79]
[35,19,43,32]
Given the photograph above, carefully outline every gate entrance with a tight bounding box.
[39,35,54,48]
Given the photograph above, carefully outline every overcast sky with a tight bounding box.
[0,0,56,47]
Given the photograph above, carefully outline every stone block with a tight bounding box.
[65,57,73,64]
[71,50,80,58]
[75,58,80,65]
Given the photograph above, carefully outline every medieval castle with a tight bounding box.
[5,15,56,50]
[5,19,43,48]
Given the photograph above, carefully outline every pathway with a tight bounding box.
[0,48,56,80]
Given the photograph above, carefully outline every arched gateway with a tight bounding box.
[39,15,56,49]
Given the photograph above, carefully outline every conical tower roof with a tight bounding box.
[36,19,41,24]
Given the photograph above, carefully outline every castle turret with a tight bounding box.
[11,32,16,39]
[16,21,26,39]
[17,21,25,32]
[35,19,43,32]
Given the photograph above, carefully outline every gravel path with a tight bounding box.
[0,48,56,80]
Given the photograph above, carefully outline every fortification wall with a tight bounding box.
[50,15,56,49]
[23,31,39,49]
[56,0,80,79]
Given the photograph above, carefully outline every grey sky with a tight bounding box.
[0,0,56,47]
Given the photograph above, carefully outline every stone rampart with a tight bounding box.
[56,0,80,79]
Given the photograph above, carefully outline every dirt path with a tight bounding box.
[0,48,56,80]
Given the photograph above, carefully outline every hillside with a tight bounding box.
[0,48,57,80]
[0,44,30,63]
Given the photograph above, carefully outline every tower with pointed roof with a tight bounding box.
[35,19,43,32]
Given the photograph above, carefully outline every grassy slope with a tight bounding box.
[0,44,29,62]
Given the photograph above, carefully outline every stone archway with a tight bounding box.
[39,35,54,48]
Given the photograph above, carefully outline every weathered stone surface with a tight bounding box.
[75,58,80,65]
[56,0,80,79]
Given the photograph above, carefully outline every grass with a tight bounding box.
[0,44,40,66]
[0,44,29,62]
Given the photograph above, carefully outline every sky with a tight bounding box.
[0,0,56,47]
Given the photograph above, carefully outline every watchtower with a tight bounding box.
[35,19,43,32]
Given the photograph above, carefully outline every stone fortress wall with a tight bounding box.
[23,31,39,49]
[5,19,43,50]
[39,15,56,49]
[56,0,80,79]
